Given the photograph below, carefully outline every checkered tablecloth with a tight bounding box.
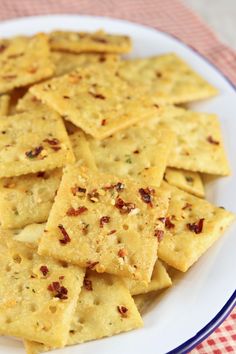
[0,0,235,352]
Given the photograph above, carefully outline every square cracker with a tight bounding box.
[124,260,172,296]
[158,183,235,272]
[38,165,170,281]
[0,109,75,178]
[164,167,205,198]
[30,63,160,139]
[88,125,175,187]
[51,51,120,77]
[0,34,54,94]
[0,169,62,229]
[0,233,85,346]
[24,272,143,354]
[49,30,132,54]
[145,106,230,176]
[117,53,218,104]
[0,95,10,115]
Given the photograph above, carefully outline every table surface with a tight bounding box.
[184,0,236,49]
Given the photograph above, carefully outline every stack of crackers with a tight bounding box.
[0,30,234,354]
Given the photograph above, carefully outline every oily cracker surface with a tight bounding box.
[164,167,204,198]
[30,63,160,139]
[0,233,84,347]
[0,95,10,115]
[125,260,172,296]
[0,34,54,94]
[117,53,217,104]
[0,109,75,178]
[0,169,62,229]
[49,30,132,54]
[88,125,175,186]
[158,183,235,272]
[24,272,143,354]
[39,165,170,281]
[69,129,97,170]
[145,106,230,175]
[51,51,120,77]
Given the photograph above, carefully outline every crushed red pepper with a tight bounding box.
[103,182,125,192]
[47,281,68,300]
[43,138,61,151]
[25,146,43,159]
[117,305,128,318]
[89,92,105,100]
[87,189,100,202]
[58,224,71,244]
[107,229,116,235]
[154,229,164,241]
[115,197,135,214]
[207,135,220,145]
[118,248,127,258]
[99,216,110,228]
[0,44,6,53]
[101,119,106,126]
[159,217,175,229]
[71,185,86,196]
[187,218,204,234]
[66,206,88,216]
[40,265,49,276]
[139,188,155,207]
[84,278,93,291]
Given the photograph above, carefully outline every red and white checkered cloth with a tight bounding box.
[0,0,235,352]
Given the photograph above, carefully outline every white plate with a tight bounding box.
[0,14,236,354]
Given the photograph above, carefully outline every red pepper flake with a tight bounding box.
[0,44,6,53]
[207,135,220,145]
[89,92,105,99]
[101,119,106,126]
[182,203,192,210]
[156,71,162,78]
[59,276,64,280]
[139,188,155,206]
[40,265,49,276]
[28,67,38,74]
[43,138,61,151]
[154,104,160,109]
[87,189,100,202]
[86,261,99,270]
[115,197,135,214]
[99,55,106,62]
[103,182,125,192]
[158,217,175,229]
[133,150,140,154]
[117,305,128,318]
[84,278,93,291]
[118,248,127,258]
[99,216,110,228]
[58,224,71,244]
[25,146,43,159]
[154,229,164,241]
[107,229,116,235]
[63,95,70,99]
[47,281,68,300]
[187,218,204,234]
[71,185,86,196]
[66,206,88,216]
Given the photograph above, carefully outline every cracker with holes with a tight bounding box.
[30,63,160,139]
[145,106,230,175]
[51,51,120,77]
[38,165,170,281]
[88,125,175,186]
[164,168,204,198]
[69,129,97,170]
[125,260,172,296]
[0,234,85,347]
[49,30,132,54]
[0,34,54,94]
[0,109,75,178]
[0,95,10,115]
[0,169,62,229]
[24,271,142,354]
[157,183,235,272]
[117,53,217,104]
